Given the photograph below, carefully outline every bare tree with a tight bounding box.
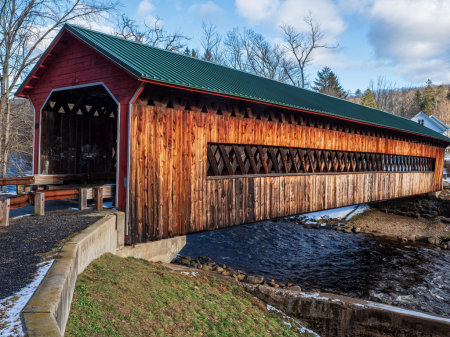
[222,27,294,82]
[242,29,293,82]
[223,28,247,71]
[281,11,339,88]
[0,0,118,187]
[115,15,191,52]
[200,21,223,63]
[368,76,417,117]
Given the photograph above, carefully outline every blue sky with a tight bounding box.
[115,0,450,93]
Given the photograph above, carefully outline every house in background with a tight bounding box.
[411,111,450,137]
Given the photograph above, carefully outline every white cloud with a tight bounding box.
[189,1,223,16]
[365,0,450,62]
[235,0,345,41]
[234,0,281,24]
[234,0,450,84]
[345,0,450,83]
[137,0,158,22]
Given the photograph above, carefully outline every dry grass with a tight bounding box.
[65,254,314,337]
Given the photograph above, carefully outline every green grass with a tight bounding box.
[65,254,314,337]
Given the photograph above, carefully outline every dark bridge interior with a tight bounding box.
[39,85,117,176]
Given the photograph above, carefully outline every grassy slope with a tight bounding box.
[66,254,314,337]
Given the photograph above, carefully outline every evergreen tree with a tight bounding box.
[312,67,347,99]
[413,89,422,110]
[447,88,450,100]
[184,47,190,56]
[360,89,378,109]
[422,79,435,115]
[354,89,362,97]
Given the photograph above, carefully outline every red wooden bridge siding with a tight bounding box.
[128,104,444,244]
[27,32,141,211]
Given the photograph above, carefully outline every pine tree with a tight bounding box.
[354,89,362,97]
[414,89,422,110]
[184,47,190,56]
[360,89,378,109]
[422,79,435,116]
[312,67,347,99]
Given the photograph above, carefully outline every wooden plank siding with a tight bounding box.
[128,104,443,243]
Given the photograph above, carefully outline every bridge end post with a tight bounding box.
[0,198,10,226]
[34,192,45,216]
[78,188,87,210]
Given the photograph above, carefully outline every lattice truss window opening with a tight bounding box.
[206,143,435,177]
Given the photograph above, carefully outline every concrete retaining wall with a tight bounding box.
[244,284,450,337]
[116,236,186,263]
[21,212,187,337]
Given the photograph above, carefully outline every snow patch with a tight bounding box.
[266,304,320,336]
[11,214,32,220]
[102,201,117,210]
[180,271,198,277]
[366,302,450,323]
[0,260,54,336]
[298,292,329,301]
[295,204,369,222]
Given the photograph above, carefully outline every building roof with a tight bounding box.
[430,115,450,131]
[412,111,450,134]
[17,24,450,143]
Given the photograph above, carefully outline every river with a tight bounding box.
[179,220,450,317]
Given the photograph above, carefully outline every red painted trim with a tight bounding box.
[139,78,448,144]
[131,83,146,104]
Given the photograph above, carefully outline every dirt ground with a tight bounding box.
[348,208,450,240]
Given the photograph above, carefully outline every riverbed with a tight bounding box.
[180,220,450,317]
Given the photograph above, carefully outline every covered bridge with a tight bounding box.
[16,24,450,244]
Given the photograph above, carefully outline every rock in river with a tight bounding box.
[245,275,264,284]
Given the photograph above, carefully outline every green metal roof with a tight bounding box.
[19,24,450,143]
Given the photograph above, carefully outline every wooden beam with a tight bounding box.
[0,198,10,226]
[34,192,45,216]
[78,188,87,210]
[93,187,103,210]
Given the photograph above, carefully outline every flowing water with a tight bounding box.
[180,220,450,317]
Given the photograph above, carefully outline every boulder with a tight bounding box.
[180,258,191,265]
[245,275,264,284]
[222,271,230,276]
[428,236,438,245]
[203,265,213,271]
[290,285,302,292]
[354,227,361,234]
[215,267,224,273]
[237,274,245,281]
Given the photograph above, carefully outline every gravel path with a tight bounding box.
[0,209,107,299]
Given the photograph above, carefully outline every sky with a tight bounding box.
[108,0,450,93]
